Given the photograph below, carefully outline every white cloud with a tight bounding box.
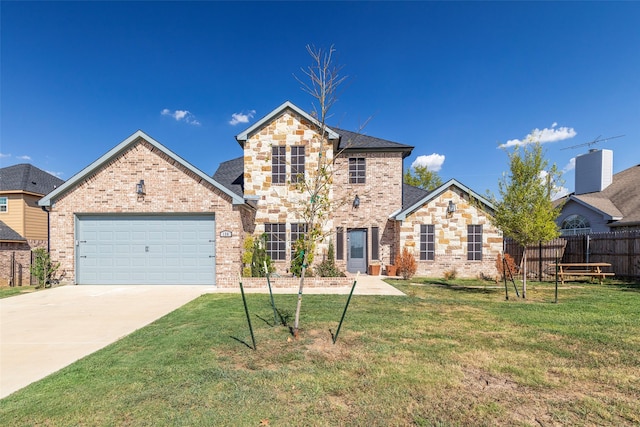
[0,153,10,158]
[411,153,445,172]
[539,170,569,200]
[161,108,200,125]
[17,155,31,160]
[562,157,576,174]
[499,123,577,148]
[229,110,256,126]
[45,170,64,178]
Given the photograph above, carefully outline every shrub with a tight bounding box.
[496,253,518,281]
[443,269,457,281]
[315,241,345,277]
[30,248,59,288]
[395,247,417,280]
[242,234,273,277]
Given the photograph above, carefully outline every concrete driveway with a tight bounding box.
[1,277,402,399]
[0,285,212,398]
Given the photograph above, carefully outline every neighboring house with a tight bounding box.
[0,164,64,286]
[556,149,640,235]
[40,101,502,286]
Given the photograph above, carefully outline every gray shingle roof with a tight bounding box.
[332,128,414,156]
[212,157,244,198]
[0,220,26,242]
[571,164,640,227]
[0,164,64,195]
[403,183,431,210]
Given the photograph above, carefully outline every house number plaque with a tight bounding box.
[220,230,232,238]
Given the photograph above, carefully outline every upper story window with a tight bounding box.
[420,224,435,261]
[467,224,483,261]
[272,146,286,184]
[560,214,591,235]
[349,158,366,184]
[291,146,305,183]
[0,197,7,213]
[265,223,286,261]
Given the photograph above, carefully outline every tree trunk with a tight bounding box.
[522,248,527,299]
[292,251,309,338]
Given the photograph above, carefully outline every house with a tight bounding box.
[0,164,64,286]
[556,149,640,235]
[40,101,502,286]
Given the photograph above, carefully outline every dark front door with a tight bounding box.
[347,229,367,273]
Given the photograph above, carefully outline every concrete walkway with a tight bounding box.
[0,275,402,398]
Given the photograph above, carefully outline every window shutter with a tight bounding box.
[371,226,379,260]
[336,227,344,260]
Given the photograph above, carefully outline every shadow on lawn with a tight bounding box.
[420,281,503,294]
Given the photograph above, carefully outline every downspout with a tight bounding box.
[41,205,50,252]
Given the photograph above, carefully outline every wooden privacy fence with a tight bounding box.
[504,230,640,279]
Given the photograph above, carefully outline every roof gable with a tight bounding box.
[235,101,339,147]
[0,164,64,195]
[393,179,495,221]
[38,130,245,207]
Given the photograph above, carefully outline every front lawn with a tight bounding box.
[1,279,638,426]
[0,285,38,299]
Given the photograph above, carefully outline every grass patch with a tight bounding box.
[1,279,639,426]
[0,285,39,299]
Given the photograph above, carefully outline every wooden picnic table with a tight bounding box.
[552,262,614,285]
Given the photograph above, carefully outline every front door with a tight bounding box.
[347,229,367,273]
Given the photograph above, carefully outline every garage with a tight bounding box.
[76,215,216,285]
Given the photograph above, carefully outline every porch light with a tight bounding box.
[353,194,360,208]
[136,180,146,195]
[447,200,456,214]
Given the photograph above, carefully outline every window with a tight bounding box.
[371,226,379,260]
[272,146,286,184]
[349,158,366,184]
[336,227,344,260]
[290,223,307,261]
[291,146,305,183]
[467,225,483,261]
[0,197,6,213]
[420,225,435,261]
[560,214,591,235]
[265,223,286,260]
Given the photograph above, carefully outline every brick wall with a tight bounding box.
[48,139,243,285]
[400,188,503,279]
[0,239,47,287]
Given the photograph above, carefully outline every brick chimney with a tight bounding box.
[574,149,613,195]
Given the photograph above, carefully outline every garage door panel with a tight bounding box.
[77,215,216,285]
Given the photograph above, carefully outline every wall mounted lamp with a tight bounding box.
[353,194,360,208]
[447,200,457,214]
[136,179,146,195]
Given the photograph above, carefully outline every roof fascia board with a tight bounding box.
[39,130,245,206]
[567,196,621,221]
[394,179,495,221]
[235,101,339,145]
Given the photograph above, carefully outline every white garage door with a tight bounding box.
[76,215,215,285]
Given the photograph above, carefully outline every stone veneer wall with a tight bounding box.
[242,110,334,274]
[400,188,502,279]
[47,139,243,285]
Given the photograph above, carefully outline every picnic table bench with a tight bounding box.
[552,262,614,285]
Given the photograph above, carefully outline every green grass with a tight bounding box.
[0,285,39,298]
[1,279,639,426]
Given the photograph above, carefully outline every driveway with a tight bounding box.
[0,285,211,398]
[1,277,402,399]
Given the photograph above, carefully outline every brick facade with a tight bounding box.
[47,139,244,285]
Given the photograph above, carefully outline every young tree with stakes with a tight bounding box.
[490,140,563,298]
[290,44,362,337]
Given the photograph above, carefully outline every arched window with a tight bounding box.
[560,214,591,235]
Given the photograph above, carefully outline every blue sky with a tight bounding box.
[2,1,639,198]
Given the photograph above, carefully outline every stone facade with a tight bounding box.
[47,139,244,285]
[399,188,502,279]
